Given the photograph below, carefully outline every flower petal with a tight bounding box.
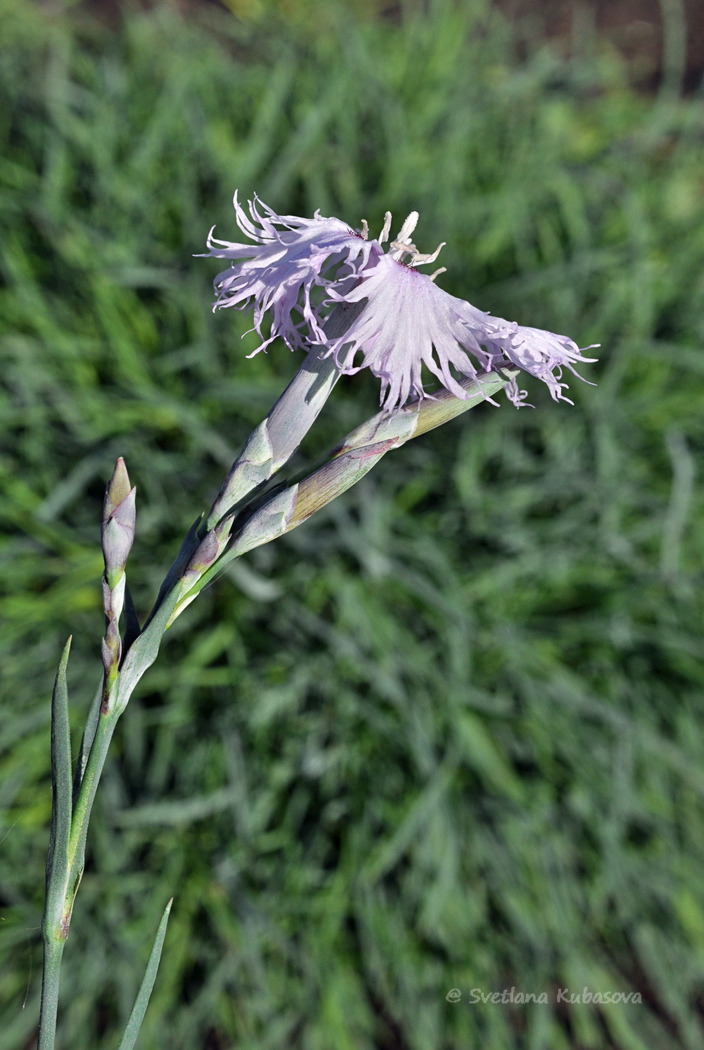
[204,192,380,352]
[203,194,597,410]
[472,320,599,406]
[324,256,497,410]
[325,255,597,410]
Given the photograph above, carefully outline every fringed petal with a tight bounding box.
[203,194,597,409]
[203,191,380,353]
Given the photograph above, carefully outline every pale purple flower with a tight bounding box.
[205,192,379,352]
[205,193,597,409]
[324,251,495,409]
[323,209,597,410]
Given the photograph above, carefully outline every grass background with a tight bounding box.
[1,0,703,1047]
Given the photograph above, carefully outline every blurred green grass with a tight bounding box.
[1,0,704,1047]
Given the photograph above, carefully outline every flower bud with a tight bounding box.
[102,459,136,584]
[231,487,298,557]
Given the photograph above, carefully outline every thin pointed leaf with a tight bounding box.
[146,514,204,621]
[46,637,73,891]
[117,582,184,703]
[39,640,74,1050]
[116,899,173,1050]
[73,676,104,799]
[122,582,141,650]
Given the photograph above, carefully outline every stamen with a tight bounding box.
[410,241,446,267]
[359,219,369,241]
[395,211,419,245]
[389,239,418,260]
[379,212,392,244]
[428,266,447,283]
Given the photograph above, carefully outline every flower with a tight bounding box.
[204,192,379,352]
[325,251,494,410]
[324,209,597,410]
[205,193,597,409]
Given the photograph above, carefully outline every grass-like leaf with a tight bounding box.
[46,637,73,891]
[38,637,74,1050]
[73,678,104,798]
[116,899,174,1050]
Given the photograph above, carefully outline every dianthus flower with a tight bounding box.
[205,194,597,410]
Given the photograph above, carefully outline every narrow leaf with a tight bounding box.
[73,676,104,799]
[116,898,173,1050]
[122,582,141,650]
[117,582,184,702]
[46,637,73,890]
[146,514,204,621]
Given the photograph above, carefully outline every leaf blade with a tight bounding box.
[116,898,174,1050]
[46,637,73,890]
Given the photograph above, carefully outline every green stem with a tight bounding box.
[37,698,122,1050]
[37,937,66,1050]
[38,638,73,1050]
[66,704,121,902]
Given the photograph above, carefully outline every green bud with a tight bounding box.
[206,327,349,529]
[290,440,395,527]
[231,486,299,556]
[187,529,221,575]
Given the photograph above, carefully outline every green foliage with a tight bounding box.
[116,898,173,1050]
[1,1,703,1048]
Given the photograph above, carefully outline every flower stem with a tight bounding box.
[37,936,65,1050]
[38,692,124,1050]
[66,702,121,906]
[38,639,73,1050]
